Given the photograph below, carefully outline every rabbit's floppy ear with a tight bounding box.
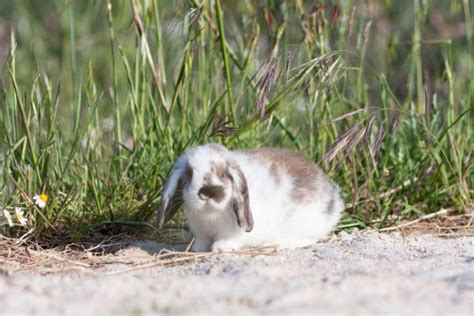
[157,156,193,228]
[227,161,253,232]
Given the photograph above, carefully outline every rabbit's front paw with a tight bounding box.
[191,238,212,252]
[211,239,243,253]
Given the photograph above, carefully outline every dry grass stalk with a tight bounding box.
[379,207,474,236]
[0,235,280,276]
[379,208,451,232]
[255,58,281,121]
[323,123,363,161]
[324,113,392,164]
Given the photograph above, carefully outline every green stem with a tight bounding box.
[215,0,235,120]
[106,0,123,165]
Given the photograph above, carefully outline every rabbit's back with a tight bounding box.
[234,148,343,245]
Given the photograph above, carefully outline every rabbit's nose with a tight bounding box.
[198,185,225,201]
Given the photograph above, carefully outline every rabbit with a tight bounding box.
[157,143,344,252]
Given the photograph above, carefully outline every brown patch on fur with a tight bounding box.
[201,161,230,203]
[242,148,327,204]
[229,162,253,232]
[213,161,228,179]
[198,185,225,202]
[269,162,281,185]
[202,159,253,231]
[161,163,193,223]
[184,163,193,182]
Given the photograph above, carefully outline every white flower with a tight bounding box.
[15,207,28,226]
[3,209,14,227]
[33,194,48,209]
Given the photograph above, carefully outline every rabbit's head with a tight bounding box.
[158,144,253,232]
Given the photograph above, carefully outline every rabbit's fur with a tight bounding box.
[158,144,343,252]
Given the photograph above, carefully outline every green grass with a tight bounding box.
[0,0,472,240]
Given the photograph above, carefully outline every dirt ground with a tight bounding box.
[1,227,473,315]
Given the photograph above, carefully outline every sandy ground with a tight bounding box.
[0,231,473,315]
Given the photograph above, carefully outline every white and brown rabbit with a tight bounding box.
[157,143,343,252]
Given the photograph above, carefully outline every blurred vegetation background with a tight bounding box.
[0,0,472,240]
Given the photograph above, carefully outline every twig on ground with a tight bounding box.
[184,238,194,252]
[27,250,92,268]
[379,208,451,232]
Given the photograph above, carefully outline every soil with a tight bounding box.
[1,230,473,315]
